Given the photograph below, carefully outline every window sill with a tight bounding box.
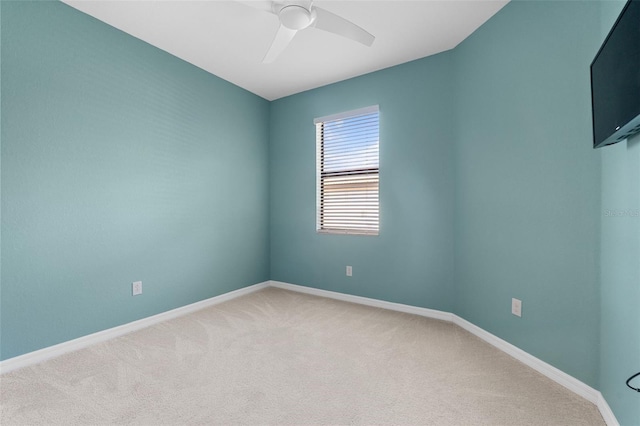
[317,229,379,236]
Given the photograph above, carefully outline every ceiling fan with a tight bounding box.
[238,0,375,63]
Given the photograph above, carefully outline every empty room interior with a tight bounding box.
[1,0,639,425]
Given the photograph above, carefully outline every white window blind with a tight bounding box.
[315,106,379,235]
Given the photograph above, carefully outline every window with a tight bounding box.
[315,105,379,235]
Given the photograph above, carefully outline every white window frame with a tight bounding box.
[315,105,380,236]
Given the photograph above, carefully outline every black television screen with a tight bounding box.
[591,0,640,149]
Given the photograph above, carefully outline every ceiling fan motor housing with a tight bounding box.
[278,4,316,30]
[261,0,375,63]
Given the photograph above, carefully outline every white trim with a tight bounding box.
[269,281,453,322]
[597,392,620,426]
[270,280,618,425]
[313,105,379,125]
[0,281,269,375]
[0,278,620,426]
[315,106,380,235]
[452,315,600,403]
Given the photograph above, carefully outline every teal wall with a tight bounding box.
[271,0,604,389]
[601,133,640,426]
[453,1,602,387]
[598,1,640,424]
[1,1,270,360]
[2,0,639,423]
[270,53,456,311]
[271,4,639,422]
[0,0,3,360]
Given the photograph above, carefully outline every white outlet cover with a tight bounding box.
[132,281,142,296]
[511,298,522,317]
[346,266,352,277]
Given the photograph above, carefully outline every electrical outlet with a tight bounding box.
[346,266,352,277]
[511,298,522,317]
[132,281,142,296]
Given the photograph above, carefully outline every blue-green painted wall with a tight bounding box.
[270,0,605,389]
[1,1,270,360]
[601,134,640,426]
[2,0,639,423]
[598,0,640,423]
[0,0,3,359]
[453,0,602,388]
[271,6,640,423]
[270,54,456,311]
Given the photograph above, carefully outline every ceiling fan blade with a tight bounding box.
[263,25,297,63]
[313,6,375,47]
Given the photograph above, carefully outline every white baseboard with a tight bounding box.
[0,281,269,375]
[452,314,600,403]
[269,280,453,322]
[269,280,619,426]
[0,279,619,426]
[453,316,621,426]
[597,392,620,426]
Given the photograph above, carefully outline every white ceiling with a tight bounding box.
[62,0,509,101]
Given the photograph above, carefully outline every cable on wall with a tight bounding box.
[626,372,640,392]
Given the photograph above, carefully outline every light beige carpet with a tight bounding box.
[1,287,605,425]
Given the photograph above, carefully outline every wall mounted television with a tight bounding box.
[590,0,640,149]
